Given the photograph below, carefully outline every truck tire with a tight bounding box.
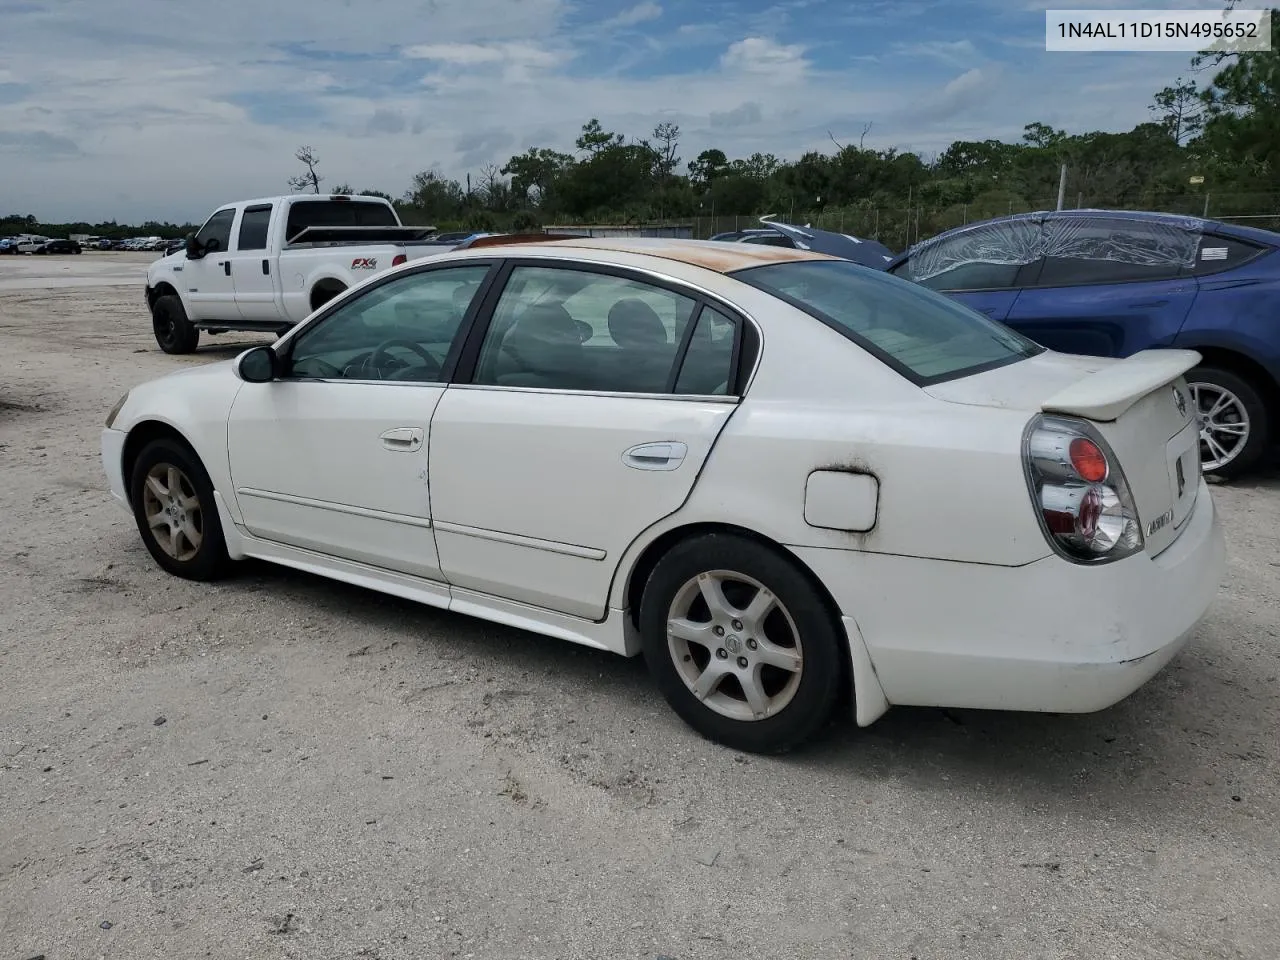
[152,294,200,354]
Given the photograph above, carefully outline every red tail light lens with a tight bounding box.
[391,254,407,267]
[1068,437,1107,482]
[1023,415,1143,564]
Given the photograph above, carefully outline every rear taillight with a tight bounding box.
[391,254,407,267]
[1022,414,1143,564]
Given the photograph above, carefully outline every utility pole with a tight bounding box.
[1056,163,1067,211]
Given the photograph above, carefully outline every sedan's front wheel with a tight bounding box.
[639,533,845,753]
[129,438,231,581]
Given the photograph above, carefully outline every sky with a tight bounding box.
[0,0,1223,224]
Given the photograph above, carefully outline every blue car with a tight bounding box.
[887,209,1280,477]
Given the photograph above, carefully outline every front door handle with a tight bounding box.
[262,259,270,275]
[221,260,230,276]
[622,441,688,471]
[380,427,424,452]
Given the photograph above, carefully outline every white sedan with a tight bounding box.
[101,238,1226,753]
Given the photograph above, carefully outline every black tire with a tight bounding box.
[152,293,199,354]
[638,532,845,754]
[128,438,231,581]
[1188,365,1270,479]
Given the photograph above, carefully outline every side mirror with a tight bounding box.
[235,345,279,383]
[185,233,203,259]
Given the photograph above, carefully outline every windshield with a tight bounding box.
[732,259,1043,384]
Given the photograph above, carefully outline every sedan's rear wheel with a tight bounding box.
[639,533,844,753]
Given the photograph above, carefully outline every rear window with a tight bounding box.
[285,199,398,241]
[733,259,1043,384]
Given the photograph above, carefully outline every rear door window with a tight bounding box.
[1032,217,1196,287]
[237,204,273,251]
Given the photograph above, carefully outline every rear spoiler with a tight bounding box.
[1041,349,1201,422]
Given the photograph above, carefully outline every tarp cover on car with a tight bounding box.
[756,220,897,268]
[898,210,1205,284]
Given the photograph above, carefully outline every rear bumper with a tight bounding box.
[791,478,1226,714]
[101,427,130,513]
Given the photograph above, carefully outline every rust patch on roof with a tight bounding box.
[532,237,838,273]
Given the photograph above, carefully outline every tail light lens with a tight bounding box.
[391,254,407,267]
[1022,414,1143,564]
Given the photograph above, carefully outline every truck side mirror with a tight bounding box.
[185,233,203,259]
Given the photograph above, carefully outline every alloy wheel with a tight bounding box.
[1191,381,1250,472]
[141,462,204,562]
[665,570,804,722]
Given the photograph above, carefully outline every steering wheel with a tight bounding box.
[364,339,441,380]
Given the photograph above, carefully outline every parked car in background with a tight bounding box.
[713,218,897,269]
[36,238,82,255]
[97,238,115,250]
[888,210,1280,478]
[103,238,1224,753]
[145,193,445,353]
[0,237,17,254]
[15,236,49,254]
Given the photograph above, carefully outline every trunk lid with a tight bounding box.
[926,349,1203,557]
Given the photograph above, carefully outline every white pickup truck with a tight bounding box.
[145,193,449,353]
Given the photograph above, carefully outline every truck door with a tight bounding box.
[182,207,239,321]
[227,203,280,325]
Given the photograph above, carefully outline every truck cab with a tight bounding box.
[145,194,438,353]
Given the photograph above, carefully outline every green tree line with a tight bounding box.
[7,12,1278,251]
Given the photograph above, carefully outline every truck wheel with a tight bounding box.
[152,294,200,354]
[1188,365,1270,479]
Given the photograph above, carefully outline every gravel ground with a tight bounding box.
[2,253,1278,960]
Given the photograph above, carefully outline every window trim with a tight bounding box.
[274,259,503,386]
[235,203,274,253]
[449,257,757,400]
[731,260,1045,388]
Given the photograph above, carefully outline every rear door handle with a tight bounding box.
[262,259,270,275]
[622,441,688,471]
[380,427,424,452]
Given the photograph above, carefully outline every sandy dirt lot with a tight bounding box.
[2,253,1279,960]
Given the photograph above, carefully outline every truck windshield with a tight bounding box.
[285,200,399,241]
[731,259,1043,385]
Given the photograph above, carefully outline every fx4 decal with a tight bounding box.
[351,257,378,270]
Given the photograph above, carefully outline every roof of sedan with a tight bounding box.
[517,236,839,273]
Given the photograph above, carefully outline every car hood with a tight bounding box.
[923,350,1119,412]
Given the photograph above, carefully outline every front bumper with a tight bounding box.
[791,478,1226,714]
[101,427,130,513]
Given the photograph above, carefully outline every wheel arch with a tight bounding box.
[120,419,200,507]
[1185,345,1280,436]
[309,276,348,311]
[146,280,180,309]
[620,520,857,711]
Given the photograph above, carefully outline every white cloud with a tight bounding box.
[403,42,562,69]
[720,37,811,83]
[607,2,662,27]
